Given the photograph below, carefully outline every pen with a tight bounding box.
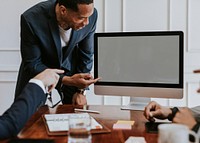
[74,108,100,114]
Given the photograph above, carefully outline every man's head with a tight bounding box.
[57,0,93,12]
[56,0,94,30]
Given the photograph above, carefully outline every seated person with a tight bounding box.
[0,69,99,139]
[144,69,200,137]
[144,101,200,137]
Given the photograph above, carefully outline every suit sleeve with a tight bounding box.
[20,14,48,76]
[0,83,46,139]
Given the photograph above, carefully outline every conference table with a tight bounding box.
[1,105,158,143]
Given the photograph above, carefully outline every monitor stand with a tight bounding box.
[121,97,151,111]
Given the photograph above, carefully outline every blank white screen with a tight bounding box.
[98,36,179,84]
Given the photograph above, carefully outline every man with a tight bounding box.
[144,70,200,136]
[15,0,98,105]
[0,69,99,139]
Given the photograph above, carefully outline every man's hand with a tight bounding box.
[72,92,87,106]
[193,69,200,73]
[173,107,197,129]
[144,101,172,122]
[34,69,64,92]
[63,73,101,89]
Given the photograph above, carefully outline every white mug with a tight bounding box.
[158,124,199,143]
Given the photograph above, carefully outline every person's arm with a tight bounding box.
[0,69,63,139]
[20,14,48,76]
[0,83,45,139]
[173,107,197,129]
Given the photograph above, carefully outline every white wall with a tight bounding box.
[88,0,200,107]
[0,0,200,114]
[0,0,44,114]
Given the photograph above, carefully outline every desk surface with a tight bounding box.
[2,105,158,143]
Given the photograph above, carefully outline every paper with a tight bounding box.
[113,123,132,130]
[125,137,146,143]
[116,120,135,125]
[113,120,135,130]
[44,113,102,132]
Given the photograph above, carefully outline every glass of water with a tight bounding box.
[68,113,92,143]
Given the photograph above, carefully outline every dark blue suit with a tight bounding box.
[15,0,97,103]
[0,83,46,139]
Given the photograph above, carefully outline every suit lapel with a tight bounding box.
[48,3,62,65]
[49,20,62,63]
[63,30,79,59]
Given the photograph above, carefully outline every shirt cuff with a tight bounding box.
[29,79,46,93]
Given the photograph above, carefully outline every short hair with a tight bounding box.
[56,0,93,12]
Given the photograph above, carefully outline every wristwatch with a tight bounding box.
[168,107,179,121]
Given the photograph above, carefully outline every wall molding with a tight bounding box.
[0,66,19,71]
[0,48,19,51]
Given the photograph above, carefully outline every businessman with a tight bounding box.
[0,68,99,139]
[15,0,98,105]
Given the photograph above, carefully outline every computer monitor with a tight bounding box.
[94,31,184,110]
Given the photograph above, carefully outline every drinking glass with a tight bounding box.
[68,113,92,143]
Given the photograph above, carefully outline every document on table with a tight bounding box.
[43,113,102,132]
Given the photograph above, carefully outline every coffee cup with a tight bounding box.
[158,124,199,143]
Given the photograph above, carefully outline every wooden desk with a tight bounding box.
[2,105,158,143]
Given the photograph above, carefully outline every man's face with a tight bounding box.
[61,3,94,30]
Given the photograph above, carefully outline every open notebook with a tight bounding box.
[43,113,110,135]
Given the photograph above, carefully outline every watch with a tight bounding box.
[168,107,179,121]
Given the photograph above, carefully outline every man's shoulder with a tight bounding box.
[22,0,54,17]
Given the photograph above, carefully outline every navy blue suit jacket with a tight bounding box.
[0,83,46,139]
[15,0,98,103]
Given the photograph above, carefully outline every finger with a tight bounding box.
[87,79,99,85]
[197,88,200,93]
[150,111,158,118]
[193,69,200,73]
[80,73,92,79]
[144,105,153,119]
[144,108,156,122]
[89,78,101,84]
[48,77,59,92]
[149,116,156,122]
[48,84,54,92]
[94,77,101,82]
[49,78,58,90]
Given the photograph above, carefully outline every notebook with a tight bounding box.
[43,113,110,135]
